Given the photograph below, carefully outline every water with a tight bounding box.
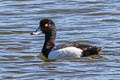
[0,0,120,79]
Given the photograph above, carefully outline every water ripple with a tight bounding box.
[0,0,120,80]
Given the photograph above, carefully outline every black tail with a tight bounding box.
[82,46,104,57]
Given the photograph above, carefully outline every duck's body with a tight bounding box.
[48,47,83,60]
[31,18,103,61]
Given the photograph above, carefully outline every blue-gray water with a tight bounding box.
[0,0,120,80]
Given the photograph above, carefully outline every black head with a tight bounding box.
[31,18,56,35]
[31,18,56,58]
[40,18,56,34]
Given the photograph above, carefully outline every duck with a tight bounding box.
[31,18,104,61]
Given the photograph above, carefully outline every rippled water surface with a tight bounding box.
[0,0,120,80]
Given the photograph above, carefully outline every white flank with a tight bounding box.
[48,47,83,59]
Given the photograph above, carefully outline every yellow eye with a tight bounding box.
[45,24,49,27]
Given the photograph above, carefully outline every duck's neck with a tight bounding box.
[41,32,56,58]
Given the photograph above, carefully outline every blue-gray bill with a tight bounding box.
[31,26,41,35]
